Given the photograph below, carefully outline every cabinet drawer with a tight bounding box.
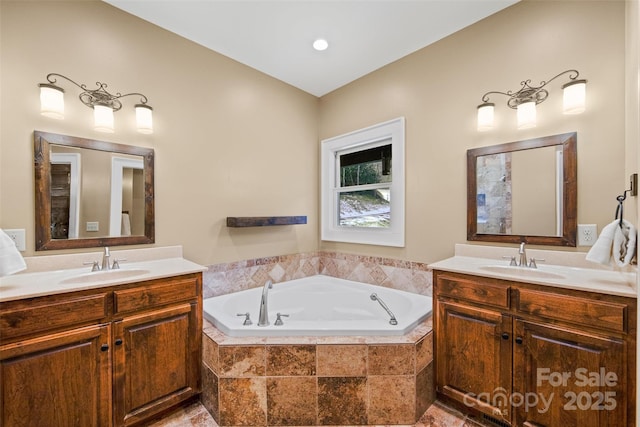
[0,293,109,341]
[436,274,509,308]
[516,289,627,333]
[114,276,198,314]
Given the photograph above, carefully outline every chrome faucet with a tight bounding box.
[257,280,273,326]
[518,242,527,267]
[503,242,543,268]
[101,247,112,271]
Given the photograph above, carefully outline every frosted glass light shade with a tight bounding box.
[94,104,114,133]
[39,84,65,119]
[517,101,536,129]
[477,103,494,132]
[562,79,586,114]
[135,104,153,134]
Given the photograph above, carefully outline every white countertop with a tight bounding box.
[430,244,637,298]
[0,246,206,302]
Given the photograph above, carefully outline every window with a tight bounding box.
[321,117,405,247]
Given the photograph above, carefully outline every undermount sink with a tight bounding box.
[59,269,150,285]
[478,265,566,280]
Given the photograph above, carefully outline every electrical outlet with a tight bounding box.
[4,229,26,251]
[577,224,597,246]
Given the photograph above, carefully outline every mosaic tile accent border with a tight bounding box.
[202,251,432,299]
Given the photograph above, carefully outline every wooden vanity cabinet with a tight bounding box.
[1,323,112,426]
[433,270,636,427]
[0,273,202,427]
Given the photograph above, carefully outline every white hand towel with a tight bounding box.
[121,213,131,236]
[613,219,636,267]
[0,229,27,277]
[586,220,618,266]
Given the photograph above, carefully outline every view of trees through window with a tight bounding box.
[338,144,392,228]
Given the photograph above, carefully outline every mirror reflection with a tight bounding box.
[467,132,577,246]
[476,145,561,236]
[34,131,155,250]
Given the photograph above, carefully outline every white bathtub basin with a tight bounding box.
[204,275,432,337]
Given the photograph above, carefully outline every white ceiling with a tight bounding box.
[104,0,519,97]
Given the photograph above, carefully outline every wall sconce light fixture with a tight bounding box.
[477,69,586,131]
[39,73,153,134]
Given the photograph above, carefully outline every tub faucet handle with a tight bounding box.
[274,313,289,326]
[236,312,252,326]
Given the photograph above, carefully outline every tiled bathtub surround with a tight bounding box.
[201,319,434,426]
[201,252,434,425]
[202,251,432,298]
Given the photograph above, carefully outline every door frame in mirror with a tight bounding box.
[467,132,577,246]
[34,130,155,250]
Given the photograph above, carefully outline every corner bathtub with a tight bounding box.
[203,275,432,337]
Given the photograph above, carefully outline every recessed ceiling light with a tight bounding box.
[313,39,329,51]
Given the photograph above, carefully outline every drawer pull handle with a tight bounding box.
[515,337,524,345]
[501,333,509,340]
[100,344,109,352]
[115,339,123,346]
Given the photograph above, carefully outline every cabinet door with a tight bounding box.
[514,320,626,427]
[0,324,111,427]
[113,303,200,426]
[436,300,513,422]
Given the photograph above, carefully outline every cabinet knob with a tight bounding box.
[115,338,123,346]
[501,333,509,340]
[100,344,109,352]
[515,337,524,345]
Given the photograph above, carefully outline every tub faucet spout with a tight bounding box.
[258,280,273,326]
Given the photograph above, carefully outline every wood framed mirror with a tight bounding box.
[467,132,577,246]
[34,130,155,250]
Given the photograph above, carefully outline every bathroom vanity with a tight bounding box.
[0,248,204,427]
[431,245,637,427]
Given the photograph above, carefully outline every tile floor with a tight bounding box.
[148,399,490,427]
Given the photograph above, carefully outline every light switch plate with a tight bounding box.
[577,224,597,246]
[86,221,99,232]
[4,229,26,251]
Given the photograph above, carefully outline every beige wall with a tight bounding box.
[0,0,635,266]
[0,1,319,265]
[319,0,629,263]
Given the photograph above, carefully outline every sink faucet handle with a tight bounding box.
[502,255,518,266]
[112,258,127,269]
[83,260,101,271]
[528,258,545,269]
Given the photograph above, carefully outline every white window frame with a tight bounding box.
[321,117,405,247]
